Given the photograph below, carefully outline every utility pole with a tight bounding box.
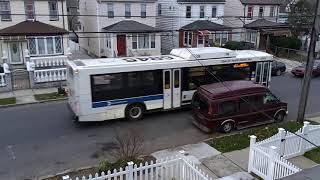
[297,0,320,123]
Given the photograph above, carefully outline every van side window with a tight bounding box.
[218,101,236,115]
[263,92,278,104]
[247,95,264,110]
[239,97,250,113]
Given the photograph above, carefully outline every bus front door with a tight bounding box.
[163,69,181,109]
[255,62,271,87]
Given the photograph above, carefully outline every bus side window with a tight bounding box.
[165,71,170,89]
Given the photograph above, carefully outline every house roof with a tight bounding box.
[244,19,289,29]
[180,20,231,31]
[240,0,287,5]
[177,0,225,3]
[0,21,68,36]
[103,20,161,33]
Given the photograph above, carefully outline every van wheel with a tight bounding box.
[274,111,285,123]
[220,122,234,133]
[125,104,144,120]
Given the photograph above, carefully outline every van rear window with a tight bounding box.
[193,94,209,114]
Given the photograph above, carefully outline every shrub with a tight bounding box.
[271,36,302,50]
[223,41,244,50]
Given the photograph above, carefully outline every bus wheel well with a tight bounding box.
[125,103,146,120]
[126,102,146,111]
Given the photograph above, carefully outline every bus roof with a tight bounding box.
[68,47,273,71]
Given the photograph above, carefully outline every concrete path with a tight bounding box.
[152,143,254,180]
[288,156,318,170]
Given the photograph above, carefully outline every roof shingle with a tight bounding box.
[240,0,287,5]
[103,20,161,33]
[244,19,289,29]
[180,20,230,31]
[0,21,68,36]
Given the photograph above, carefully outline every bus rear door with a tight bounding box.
[255,62,271,87]
[163,69,181,109]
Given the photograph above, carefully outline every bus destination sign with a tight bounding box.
[122,56,174,62]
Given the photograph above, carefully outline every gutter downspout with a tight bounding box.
[61,0,66,30]
[97,0,101,57]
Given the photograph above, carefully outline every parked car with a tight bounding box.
[291,60,320,77]
[191,81,287,133]
[271,61,286,76]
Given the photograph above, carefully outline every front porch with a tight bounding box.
[102,20,161,57]
[0,21,70,91]
[179,20,232,48]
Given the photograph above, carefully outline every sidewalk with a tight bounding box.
[0,88,64,105]
[274,57,302,72]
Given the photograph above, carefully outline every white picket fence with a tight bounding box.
[34,68,67,83]
[248,121,320,180]
[0,73,6,87]
[31,55,68,68]
[69,40,80,51]
[66,156,213,180]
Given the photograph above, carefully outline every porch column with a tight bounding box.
[2,50,8,64]
[192,31,197,48]
[179,31,184,48]
[111,34,115,58]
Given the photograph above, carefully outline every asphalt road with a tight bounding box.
[0,73,319,179]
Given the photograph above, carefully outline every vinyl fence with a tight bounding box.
[66,156,213,180]
[248,121,320,180]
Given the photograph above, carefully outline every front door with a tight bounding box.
[9,42,22,64]
[117,35,126,57]
[255,62,271,87]
[163,69,181,109]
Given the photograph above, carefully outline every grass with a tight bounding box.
[276,50,308,62]
[208,121,305,153]
[0,97,16,105]
[304,148,320,164]
[34,92,67,101]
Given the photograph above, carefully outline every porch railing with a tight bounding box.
[31,55,68,68]
[0,73,6,87]
[34,68,67,83]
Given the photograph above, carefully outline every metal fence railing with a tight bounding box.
[272,46,308,63]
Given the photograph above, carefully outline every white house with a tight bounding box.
[0,0,70,91]
[156,0,230,54]
[224,0,290,50]
[79,0,161,58]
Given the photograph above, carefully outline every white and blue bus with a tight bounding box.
[67,47,273,122]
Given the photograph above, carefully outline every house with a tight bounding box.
[66,0,80,31]
[79,0,161,58]
[156,0,230,54]
[224,0,290,50]
[0,0,69,91]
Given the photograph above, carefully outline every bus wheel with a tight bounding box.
[126,104,144,120]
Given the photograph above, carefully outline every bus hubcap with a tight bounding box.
[130,107,141,118]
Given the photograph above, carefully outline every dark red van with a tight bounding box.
[191,81,288,133]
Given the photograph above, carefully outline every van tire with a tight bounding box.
[220,121,234,133]
[125,104,145,120]
[274,111,285,123]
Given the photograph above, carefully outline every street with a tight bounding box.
[0,73,320,179]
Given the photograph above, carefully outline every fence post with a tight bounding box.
[248,135,256,173]
[127,161,134,180]
[267,146,277,180]
[278,128,286,156]
[299,121,310,155]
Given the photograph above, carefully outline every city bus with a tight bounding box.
[67,47,273,122]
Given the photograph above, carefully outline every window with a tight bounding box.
[263,92,278,104]
[246,31,251,42]
[222,32,228,44]
[0,0,11,21]
[49,1,59,21]
[164,71,170,89]
[184,31,193,46]
[25,0,35,20]
[186,6,191,18]
[270,6,275,17]
[215,32,221,44]
[212,6,217,18]
[251,32,257,43]
[248,95,264,109]
[106,35,111,49]
[141,4,146,18]
[279,5,286,13]
[174,70,180,88]
[193,93,209,114]
[132,35,137,49]
[151,34,155,48]
[247,6,253,19]
[132,34,155,49]
[200,6,205,18]
[183,67,206,90]
[258,6,264,18]
[198,34,204,45]
[125,3,131,18]
[28,36,63,56]
[218,101,237,115]
[158,4,161,15]
[107,3,114,18]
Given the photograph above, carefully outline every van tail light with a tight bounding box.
[208,104,214,116]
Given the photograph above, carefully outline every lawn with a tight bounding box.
[208,121,306,153]
[34,92,67,101]
[0,97,16,105]
[304,148,320,164]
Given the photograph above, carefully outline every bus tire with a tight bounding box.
[125,103,145,120]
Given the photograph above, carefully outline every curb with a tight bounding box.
[0,98,67,109]
[38,166,95,180]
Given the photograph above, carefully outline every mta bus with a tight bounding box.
[67,47,273,122]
